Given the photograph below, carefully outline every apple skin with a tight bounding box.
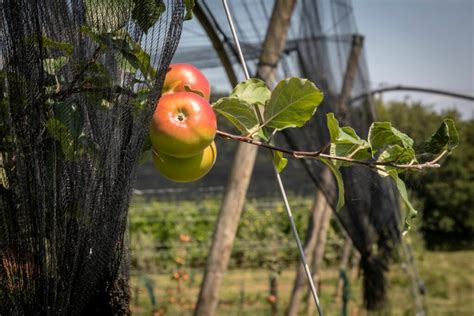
[150,92,216,158]
[152,141,217,183]
[163,63,211,101]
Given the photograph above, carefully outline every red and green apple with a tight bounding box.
[152,141,217,183]
[162,63,211,101]
[150,92,216,158]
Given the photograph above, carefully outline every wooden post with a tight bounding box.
[269,273,279,316]
[193,143,257,316]
[305,204,332,316]
[194,3,238,87]
[336,34,364,122]
[285,173,330,316]
[401,239,426,315]
[334,237,352,300]
[350,248,361,280]
[330,34,365,304]
[256,1,297,84]
[286,34,364,316]
[194,2,297,316]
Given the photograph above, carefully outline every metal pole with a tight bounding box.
[221,1,324,315]
[221,0,250,80]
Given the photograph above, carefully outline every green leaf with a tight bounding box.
[184,0,195,20]
[43,56,69,75]
[82,27,157,80]
[47,118,74,159]
[368,122,414,152]
[117,40,156,80]
[46,102,86,160]
[0,164,8,189]
[47,102,98,161]
[388,170,418,233]
[139,149,152,165]
[51,102,84,140]
[80,26,104,46]
[116,54,137,75]
[132,0,166,33]
[131,88,151,113]
[272,151,288,173]
[230,78,271,106]
[327,113,365,145]
[139,133,153,164]
[41,36,73,55]
[81,61,113,90]
[85,0,133,34]
[377,145,416,176]
[213,97,259,134]
[255,127,272,142]
[425,118,459,154]
[327,113,371,167]
[317,157,345,211]
[263,77,323,130]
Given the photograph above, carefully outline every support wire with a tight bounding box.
[221,1,324,315]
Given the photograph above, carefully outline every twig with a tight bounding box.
[216,130,446,171]
[58,46,102,100]
[216,130,325,158]
[52,85,137,99]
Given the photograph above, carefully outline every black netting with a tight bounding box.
[169,0,402,310]
[0,1,183,314]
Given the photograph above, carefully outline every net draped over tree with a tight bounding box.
[0,1,184,314]
[174,0,402,309]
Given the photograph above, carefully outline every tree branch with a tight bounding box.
[216,130,326,158]
[216,130,445,171]
[52,85,137,99]
[58,46,103,100]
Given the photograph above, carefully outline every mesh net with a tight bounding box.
[0,1,183,314]
[166,0,401,310]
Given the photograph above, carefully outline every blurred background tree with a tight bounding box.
[376,99,473,250]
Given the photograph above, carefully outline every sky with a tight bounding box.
[352,0,474,119]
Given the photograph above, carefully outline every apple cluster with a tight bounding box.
[150,64,217,183]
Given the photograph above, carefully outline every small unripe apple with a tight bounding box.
[163,63,211,101]
[150,92,216,158]
[152,141,217,183]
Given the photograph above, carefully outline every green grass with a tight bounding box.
[130,249,474,315]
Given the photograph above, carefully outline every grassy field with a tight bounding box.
[129,249,474,315]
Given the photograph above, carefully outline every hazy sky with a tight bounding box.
[352,0,474,119]
[181,0,474,119]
